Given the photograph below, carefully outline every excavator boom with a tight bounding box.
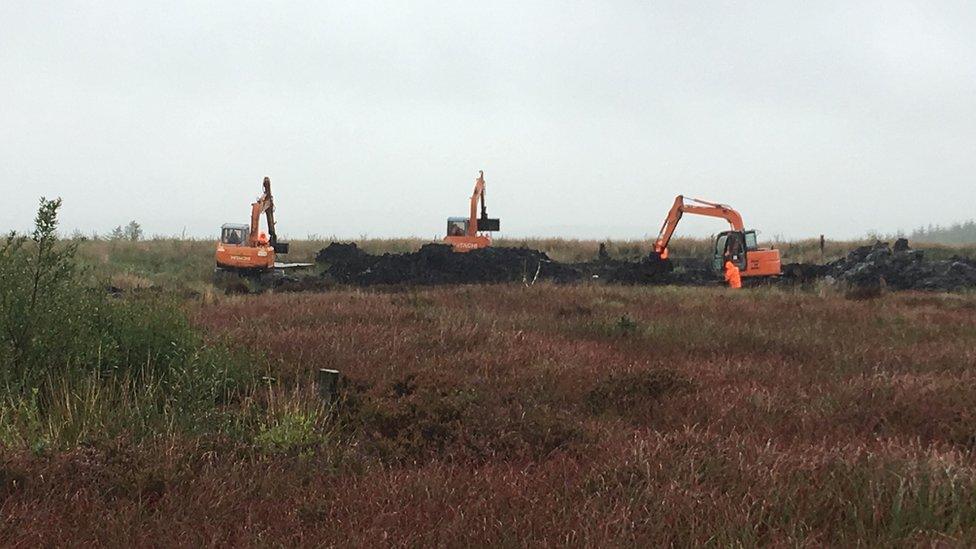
[248,177,280,247]
[654,196,744,255]
[466,172,486,236]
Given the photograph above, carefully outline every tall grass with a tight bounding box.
[0,199,257,449]
[72,235,976,293]
[3,281,976,544]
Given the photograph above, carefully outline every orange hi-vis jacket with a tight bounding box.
[724,260,742,289]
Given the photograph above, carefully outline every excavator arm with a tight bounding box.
[653,195,744,257]
[467,171,488,236]
[248,177,278,246]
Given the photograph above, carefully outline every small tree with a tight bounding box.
[109,225,125,240]
[0,198,82,376]
[124,220,143,241]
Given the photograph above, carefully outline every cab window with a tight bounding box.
[744,231,758,251]
[221,228,246,245]
[714,234,728,257]
[447,219,467,237]
[729,233,747,268]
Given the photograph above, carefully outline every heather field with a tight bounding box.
[8,1,976,545]
[3,280,976,545]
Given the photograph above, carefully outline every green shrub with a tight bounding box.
[0,198,256,448]
[255,410,327,457]
[0,198,87,381]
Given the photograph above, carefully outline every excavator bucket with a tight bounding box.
[477,218,500,232]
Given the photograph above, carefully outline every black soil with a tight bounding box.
[309,239,976,292]
[821,239,976,292]
[315,243,677,286]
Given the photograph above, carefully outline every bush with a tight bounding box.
[0,198,255,448]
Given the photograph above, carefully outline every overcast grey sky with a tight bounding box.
[1,1,973,241]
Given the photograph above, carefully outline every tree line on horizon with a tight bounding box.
[909,220,976,245]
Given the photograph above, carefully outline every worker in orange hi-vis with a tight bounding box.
[724,260,742,289]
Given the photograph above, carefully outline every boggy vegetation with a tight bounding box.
[3,201,976,545]
[0,199,259,449]
[4,283,976,541]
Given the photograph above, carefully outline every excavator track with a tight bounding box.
[212,267,301,294]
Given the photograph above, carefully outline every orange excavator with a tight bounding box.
[215,176,292,273]
[444,170,500,252]
[652,195,781,278]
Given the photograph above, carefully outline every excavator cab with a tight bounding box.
[713,230,748,273]
[712,229,780,278]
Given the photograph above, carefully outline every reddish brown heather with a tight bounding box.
[3,285,976,546]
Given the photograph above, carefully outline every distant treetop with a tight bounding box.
[911,220,976,245]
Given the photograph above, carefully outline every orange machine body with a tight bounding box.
[740,248,782,277]
[444,171,500,252]
[215,227,275,271]
[215,177,284,271]
[653,195,782,279]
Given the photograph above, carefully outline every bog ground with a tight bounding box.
[3,282,976,546]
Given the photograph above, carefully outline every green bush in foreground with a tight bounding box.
[0,198,256,449]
